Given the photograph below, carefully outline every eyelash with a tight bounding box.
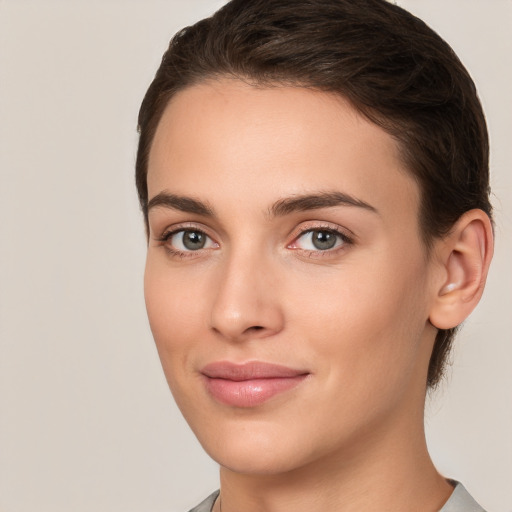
[287,224,354,258]
[156,225,218,259]
[155,223,354,259]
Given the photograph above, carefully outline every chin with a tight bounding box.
[210,445,306,476]
[191,416,326,476]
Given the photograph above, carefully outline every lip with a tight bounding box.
[201,361,310,407]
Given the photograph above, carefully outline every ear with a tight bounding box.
[429,209,494,330]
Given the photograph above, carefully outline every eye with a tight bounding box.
[290,229,348,252]
[165,229,218,252]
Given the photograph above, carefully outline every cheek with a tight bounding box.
[144,258,208,370]
[288,256,430,389]
[143,260,216,425]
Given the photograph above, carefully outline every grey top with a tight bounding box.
[188,481,485,512]
[440,482,486,512]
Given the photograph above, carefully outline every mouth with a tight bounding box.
[200,361,310,407]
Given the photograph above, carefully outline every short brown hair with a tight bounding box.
[136,0,492,388]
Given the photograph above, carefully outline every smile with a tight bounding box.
[201,361,310,407]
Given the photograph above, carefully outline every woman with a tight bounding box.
[136,0,494,510]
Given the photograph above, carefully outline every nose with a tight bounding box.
[209,250,285,342]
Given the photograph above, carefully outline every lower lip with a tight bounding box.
[203,375,308,407]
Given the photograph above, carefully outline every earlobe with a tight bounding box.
[429,209,494,330]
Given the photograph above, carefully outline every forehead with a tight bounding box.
[147,79,420,224]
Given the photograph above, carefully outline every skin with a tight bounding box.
[144,79,481,511]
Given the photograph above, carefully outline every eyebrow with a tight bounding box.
[147,192,214,216]
[269,191,378,217]
[146,190,378,218]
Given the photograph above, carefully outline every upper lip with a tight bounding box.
[201,361,309,381]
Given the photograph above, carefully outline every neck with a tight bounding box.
[215,406,452,512]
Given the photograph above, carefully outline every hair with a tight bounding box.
[136,0,492,388]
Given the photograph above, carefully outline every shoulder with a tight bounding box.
[187,490,220,512]
[440,481,486,512]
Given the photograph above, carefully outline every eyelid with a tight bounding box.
[154,222,220,257]
[151,220,354,258]
[287,221,355,243]
[287,221,355,255]
[153,222,215,241]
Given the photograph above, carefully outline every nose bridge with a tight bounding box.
[210,243,283,340]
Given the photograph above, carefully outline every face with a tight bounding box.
[144,79,439,476]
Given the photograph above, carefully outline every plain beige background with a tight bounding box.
[0,1,510,511]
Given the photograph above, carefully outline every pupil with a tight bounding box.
[312,230,336,250]
[183,231,205,250]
